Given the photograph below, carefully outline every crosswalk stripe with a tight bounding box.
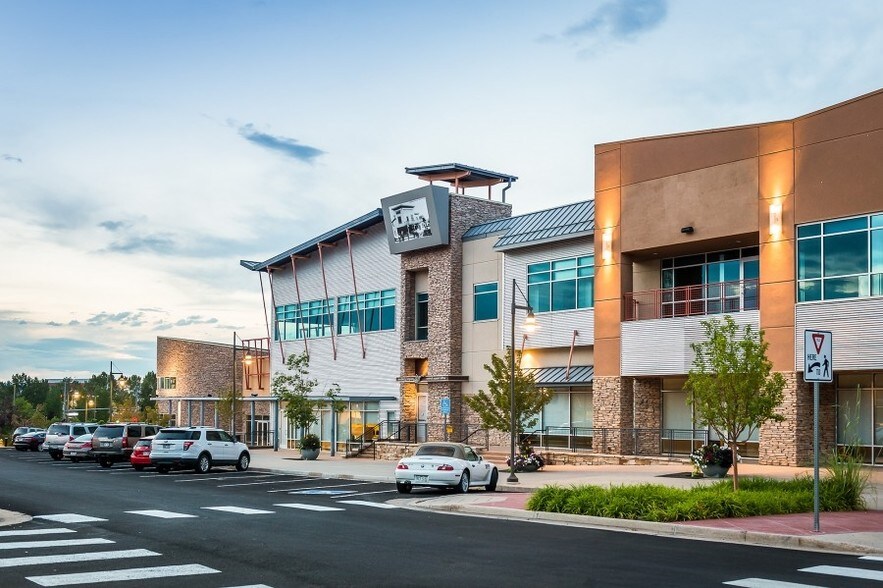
[799,565,883,581]
[35,514,107,523]
[0,538,113,551]
[0,528,74,538]
[220,584,275,588]
[26,563,220,586]
[860,555,883,562]
[337,500,398,509]
[201,506,275,515]
[273,503,344,512]
[0,548,159,568]
[126,509,197,519]
[723,579,825,587]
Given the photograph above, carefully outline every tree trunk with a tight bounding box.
[731,439,739,491]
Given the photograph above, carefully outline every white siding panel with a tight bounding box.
[794,298,883,371]
[503,240,595,350]
[622,311,760,376]
[266,224,400,398]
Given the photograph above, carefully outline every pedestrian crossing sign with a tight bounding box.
[804,329,832,383]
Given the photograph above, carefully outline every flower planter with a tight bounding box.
[519,463,539,473]
[699,464,730,478]
[300,448,320,461]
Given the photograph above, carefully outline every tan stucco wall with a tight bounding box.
[461,236,503,397]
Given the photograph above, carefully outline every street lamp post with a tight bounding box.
[508,278,536,484]
[109,362,124,422]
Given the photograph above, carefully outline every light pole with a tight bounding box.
[508,278,536,483]
[232,332,253,441]
[109,362,124,422]
[85,397,94,422]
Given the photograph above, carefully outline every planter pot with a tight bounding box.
[300,448,320,461]
[520,463,540,473]
[700,464,730,478]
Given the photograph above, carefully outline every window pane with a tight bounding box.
[797,238,821,280]
[551,258,576,270]
[823,276,865,299]
[872,230,883,274]
[527,272,549,284]
[528,284,550,313]
[798,280,822,302]
[474,291,498,321]
[838,388,872,445]
[824,217,867,234]
[824,232,868,277]
[663,391,692,430]
[527,262,549,274]
[873,214,883,229]
[381,305,395,330]
[577,278,594,308]
[743,259,759,280]
[571,393,593,428]
[798,224,822,238]
[551,280,576,311]
[543,393,569,428]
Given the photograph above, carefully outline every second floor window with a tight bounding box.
[473,282,498,321]
[527,255,594,313]
[415,292,429,340]
[276,298,334,340]
[337,289,396,334]
[159,377,176,390]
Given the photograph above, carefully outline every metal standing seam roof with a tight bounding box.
[405,163,518,184]
[240,208,385,272]
[525,365,594,386]
[463,200,595,250]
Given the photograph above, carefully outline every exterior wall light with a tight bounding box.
[601,229,613,262]
[769,202,783,238]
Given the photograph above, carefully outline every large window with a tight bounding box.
[159,377,176,390]
[797,213,883,302]
[276,299,334,340]
[473,282,498,321]
[337,289,395,335]
[527,255,594,313]
[660,248,759,316]
[415,292,429,340]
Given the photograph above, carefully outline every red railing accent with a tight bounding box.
[623,278,759,321]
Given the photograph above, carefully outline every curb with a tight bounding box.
[0,509,31,528]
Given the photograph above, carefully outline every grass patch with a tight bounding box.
[526,475,866,522]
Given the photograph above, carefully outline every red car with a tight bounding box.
[130,436,153,471]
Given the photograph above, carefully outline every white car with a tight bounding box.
[395,442,498,494]
[149,426,250,474]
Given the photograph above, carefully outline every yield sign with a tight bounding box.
[804,329,833,383]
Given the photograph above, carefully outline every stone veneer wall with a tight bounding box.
[759,372,836,466]
[591,376,634,453]
[398,194,510,442]
[633,377,661,455]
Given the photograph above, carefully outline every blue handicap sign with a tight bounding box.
[440,397,451,415]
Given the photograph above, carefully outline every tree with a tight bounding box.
[686,315,787,490]
[465,348,553,444]
[272,352,319,445]
[139,372,157,411]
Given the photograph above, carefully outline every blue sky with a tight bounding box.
[1,0,882,381]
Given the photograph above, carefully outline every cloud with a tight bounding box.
[85,311,148,328]
[151,315,219,331]
[47,321,63,327]
[99,220,130,231]
[2,154,22,163]
[230,120,324,163]
[541,0,667,55]
[104,234,177,254]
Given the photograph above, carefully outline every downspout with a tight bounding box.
[501,179,512,203]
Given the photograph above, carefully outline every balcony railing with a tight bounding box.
[624,278,759,321]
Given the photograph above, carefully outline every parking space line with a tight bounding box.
[333,489,400,498]
[201,506,275,515]
[177,474,279,483]
[218,476,312,488]
[125,510,198,519]
[273,503,344,512]
[35,514,107,523]
[0,548,159,568]
[0,528,74,538]
[26,563,220,586]
[337,500,399,509]
[0,538,114,551]
[268,481,376,494]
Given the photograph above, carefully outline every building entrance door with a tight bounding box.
[417,388,428,442]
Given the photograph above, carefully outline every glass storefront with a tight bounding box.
[837,373,883,464]
[287,400,381,451]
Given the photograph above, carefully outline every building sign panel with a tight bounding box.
[381,185,450,254]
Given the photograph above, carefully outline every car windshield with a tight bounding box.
[94,426,124,438]
[73,434,92,442]
[14,427,27,435]
[155,429,199,441]
[47,424,69,435]
[135,438,152,447]
[415,445,456,458]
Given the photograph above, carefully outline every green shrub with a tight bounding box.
[821,448,870,511]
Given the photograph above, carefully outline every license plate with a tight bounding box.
[415,475,428,482]
[101,442,111,448]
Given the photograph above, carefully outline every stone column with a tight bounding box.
[592,376,633,454]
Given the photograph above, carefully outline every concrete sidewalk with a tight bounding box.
[2,448,881,555]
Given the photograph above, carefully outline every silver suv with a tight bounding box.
[91,423,161,468]
[150,427,250,474]
[44,422,98,460]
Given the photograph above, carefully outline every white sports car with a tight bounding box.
[395,442,498,494]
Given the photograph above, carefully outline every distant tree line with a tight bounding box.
[0,371,162,435]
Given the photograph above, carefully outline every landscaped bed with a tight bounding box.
[526,475,868,523]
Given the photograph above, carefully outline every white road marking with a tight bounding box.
[0,528,74,538]
[218,477,311,488]
[220,585,275,588]
[334,489,400,498]
[860,555,883,561]
[273,503,344,512]
[125,509,197,519]
[800,565,883,581]
[0,538,113,551]
[34,514,107,523]
[176,474,274,483]
[26,563,220,586]
[337,500,398,509]
[724,579,825,587]
[0,548,159,568]
[267,481,375,494]
[201,506,275,515]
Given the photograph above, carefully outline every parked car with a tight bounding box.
[150,427,250,474]
[12,426,44,444]
[394,442,498,494]
[129,436,153,471]
[13,431,46,452]
[44,422,99,461]
[62,433,94,462]
[91,423,162,468]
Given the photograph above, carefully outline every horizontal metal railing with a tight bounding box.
[624,279,759,321]
[525,427,757,457]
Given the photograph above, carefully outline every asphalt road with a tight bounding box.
[1,448,882,587]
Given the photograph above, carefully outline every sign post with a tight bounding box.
[440,397,451,442]
[804,329,833,533]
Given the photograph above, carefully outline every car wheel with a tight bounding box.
[70,457,79,463]
[396,481,412,494]
[132,464,144,471]
[157,465,170,474]
[50,451,62,461]
[486,468,498,492]
[195,453,211,474]
[458,470,470,493]
[236,452,250,472]
[99,457,112,468]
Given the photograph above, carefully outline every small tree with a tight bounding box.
[686,315,787,490]
[272,351,319,446]
[465,348,553,450]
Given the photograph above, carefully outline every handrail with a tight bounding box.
[623,278,759,321]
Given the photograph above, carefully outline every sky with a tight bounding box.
[1,0,882,382]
